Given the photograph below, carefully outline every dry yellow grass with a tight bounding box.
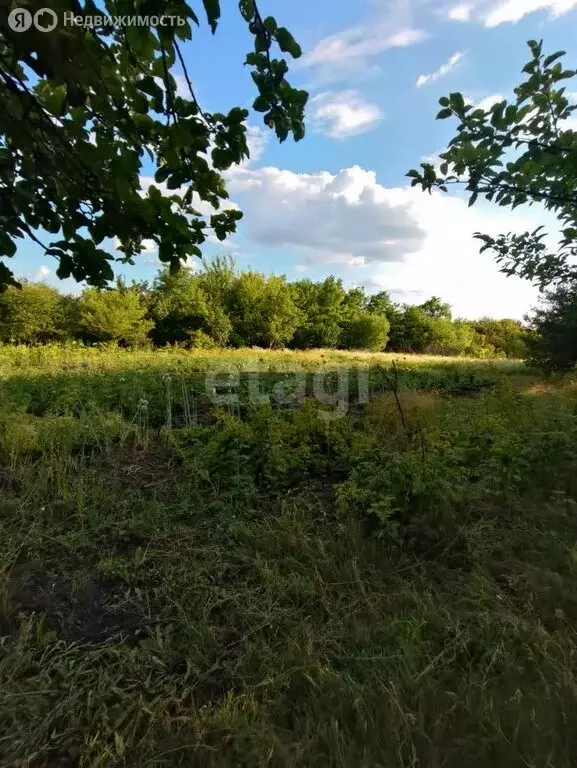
[365,390,442,435]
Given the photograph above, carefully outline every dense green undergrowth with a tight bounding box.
[1,347,576,767]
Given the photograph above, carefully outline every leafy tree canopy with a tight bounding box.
[147,266,225,346]
[340,313,390,352]
[290,277,346,349]
[78,285,153,344]
[0,1,307,290]
[227,271,300,348]
[418,296,452,320]
[473,317,528,360]
[407,40,577,290]
[526,281,577,372]
[366,290,396,319]
[0,280,68,343]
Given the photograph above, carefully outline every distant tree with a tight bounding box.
[341,287,367,319]
[472,318,528,358]
[78,288,152,345]
[426,318,474,356]
[228,272,300,347]
[0,2,307,290]
[196,256,237,306]
[419,296,452,320]
[291,277,346,348]
[407,40,577,290]
[366,290,397,320]
[148,267,230,346]
[341,313,390,351]
[388,306,433,352]
[0,282,68,344]
[526,282,577,371]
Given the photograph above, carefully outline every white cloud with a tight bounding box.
[386,28,428,47]
[561,116,577,131]
[364,189,547,319]
[303,26,425,71]
[448,0,577,26]
[310,91,383,139]
[416,51,464,88]
[348,256,368,267]
[183,258,200,272]
[244,125,269,164]
[173,74,190,99]
[300,0,427,83]
[33,265,51,281]
[226,161,557,318]
[227,165,425,265]
[485,0,577,26]
[447,3,473,19]
[141,239,157,253]
[474,93,504,111]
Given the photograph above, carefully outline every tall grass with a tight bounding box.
[0,346,575,766]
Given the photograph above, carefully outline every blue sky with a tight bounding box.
[17,0,577,318]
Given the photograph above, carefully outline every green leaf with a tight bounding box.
[253,95,269,112]
[239,0,255,21]
[137,76,163,99]
[0,262,19,292]
[202,0,221,32]
[293,120,305,141]
[436,108,453,120]
[0,0,306,290]
[543,51,565,68]
[255,33,270,54]
[245,52,267,67]
[275,27,302,59]
[449,92,465,112]
[0,232,17,258]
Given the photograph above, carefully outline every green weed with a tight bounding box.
[0,347,576,767]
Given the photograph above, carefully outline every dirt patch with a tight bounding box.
[0,468,22,493]
[40,753,79,768]
[91,444,180,495]
[11,568,146,645]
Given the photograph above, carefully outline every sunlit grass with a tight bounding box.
[0,342,526,377]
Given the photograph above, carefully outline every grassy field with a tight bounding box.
[1,345,577,767]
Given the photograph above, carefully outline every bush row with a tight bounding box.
[0,259,529,357]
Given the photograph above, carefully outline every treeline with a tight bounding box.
[0,259,529,358]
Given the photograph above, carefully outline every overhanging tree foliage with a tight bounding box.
[407,40,577,290]
[0,0,307,289]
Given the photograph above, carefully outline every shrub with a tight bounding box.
[472,318,528,359]
[0,282,69,344]
[341,314,390,351]
[77,288,152,346]
[188,330,218,349]
[526,281,577,372]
